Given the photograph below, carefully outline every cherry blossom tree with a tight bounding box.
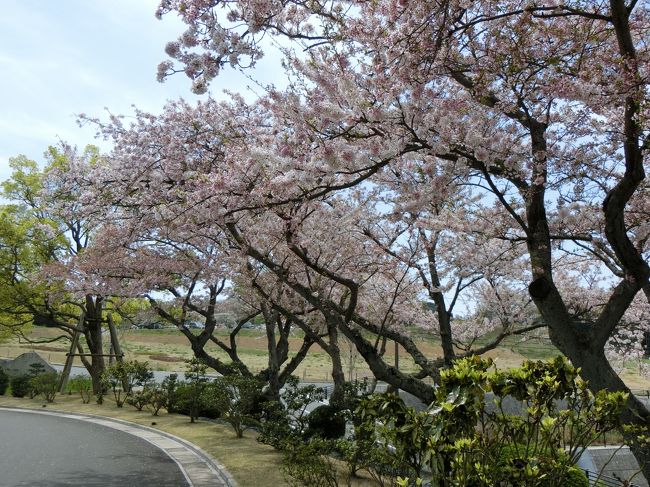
[66,181,324,400]
[45,0,648,472]
[151,0,650,472]
[71,103,543,407]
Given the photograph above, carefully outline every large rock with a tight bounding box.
[0,352,56,376]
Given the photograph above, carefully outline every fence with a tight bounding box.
[583,469,642,487]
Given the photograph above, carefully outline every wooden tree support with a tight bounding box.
[107,313,124,365]
[66,353,125,357]
[57,311,125,393]
[58,311,84,393]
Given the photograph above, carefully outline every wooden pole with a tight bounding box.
[394,340,399,370]
[59,311,85,393]
[107,312,128,390]
[107,313,124,363]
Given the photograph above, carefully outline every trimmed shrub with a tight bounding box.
[207,375,263,438]
[564,467,589,487]
[173,382,221,420]
[161,373,179,413]
[0,368,8,395]
[148,385,168,416]
[197,382,223,419]
[281,438,340,487]
[181,359,208,423]
[258,376,329,450]
[68,375,93,403]
[101,360,153,407]
[126,389,151,411]
[10,375,31,398]
[258,401,293,450]
[306,405,346,440]
[30,372,60,402]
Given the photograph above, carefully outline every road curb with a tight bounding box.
[0,406,238,487]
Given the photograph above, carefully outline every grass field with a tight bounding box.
[2,325,650,389]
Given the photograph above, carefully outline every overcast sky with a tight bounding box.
[0,0,282,184]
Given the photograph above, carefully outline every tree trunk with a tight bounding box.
[84,294,105,394]
[264,313,281,402]
[556,334,650,478]
[327,319,346,406]
[423,233,455,366]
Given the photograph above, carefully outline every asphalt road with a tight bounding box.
[0,410,190,487]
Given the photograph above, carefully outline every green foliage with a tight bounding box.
[174,383,197,417]
[486,443,589,486]
[0,157,70,340]
[490,355,579,406]
[24,363,47,398]
[0,368,9,395]
[257,400,293,449]
[353,393,430,480]
[258,376,332,449]
[29,372,60,402]
[208,375,263,438]
[198,381,226,419]
[173,382,220,419]
[281,438,341,487]
[123,381,176,415]
[0,146,103,343]
[295,357,628,487]
[281,376,327,432]
[101,360,153,407]
[10,375,31,398]
[67,375,92,403]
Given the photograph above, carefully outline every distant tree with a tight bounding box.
[0,146,113,393]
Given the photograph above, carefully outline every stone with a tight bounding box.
[0,352,56,377]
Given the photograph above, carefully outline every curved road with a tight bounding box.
[0,410,190,487]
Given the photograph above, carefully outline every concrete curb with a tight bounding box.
[0,406,238,487]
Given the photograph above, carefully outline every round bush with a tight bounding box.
[0,368,9,395]
[564,467,589,487]
[172,383,195,417]
[173,383,222,419]
[306,405,346,439]
[198,383,223,419]
[10,375,32,398]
